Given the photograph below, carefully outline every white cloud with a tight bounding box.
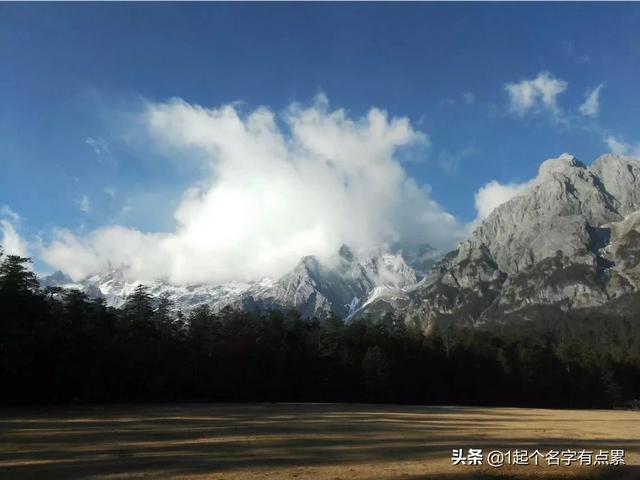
[505,72,568,118]
[78,195,91,213]
[579,84,603,118]
[1,206,29,257]
[1,221,29,257]
[473,179,533,223]
[605,135,640,157]
[42,96,466,284]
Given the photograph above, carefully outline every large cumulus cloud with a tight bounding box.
[42,96,466,284]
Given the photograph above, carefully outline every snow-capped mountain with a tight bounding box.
[42,244,429,319]
[40,153,640,328]
[42,267,263,311]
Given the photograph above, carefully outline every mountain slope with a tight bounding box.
[384,153,640,330]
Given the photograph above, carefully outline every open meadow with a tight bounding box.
[0,404,638,480]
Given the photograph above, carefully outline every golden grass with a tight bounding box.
[0,404,638,479]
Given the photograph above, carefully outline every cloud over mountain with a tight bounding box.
[42,96,465,284]
[473,179,533,224]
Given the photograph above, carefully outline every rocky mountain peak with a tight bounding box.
[40,270,73,287]
[42,242,427,321]
[297,254,322,273]
[338,244,356,262]
[469,153,625,275]
[389,152,640,332]
[537,152,586,178]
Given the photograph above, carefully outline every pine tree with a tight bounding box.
[122,284,155,334]
[0,254,39,297]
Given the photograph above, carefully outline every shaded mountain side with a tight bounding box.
[480,290,640,326]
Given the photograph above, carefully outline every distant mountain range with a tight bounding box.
[43,243,438,319]
[44,153,640,329]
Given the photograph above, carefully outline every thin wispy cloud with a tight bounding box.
[438,145,478,176]
[0,205,21,223]
[562,40,591,65]
[579,84,603,118]
[441,91,476,107]
[85,137,110,155]
[78,195,91,213]
[461,92,475,105]
[605,135,640,157]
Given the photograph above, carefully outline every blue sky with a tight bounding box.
[1,3,640,280]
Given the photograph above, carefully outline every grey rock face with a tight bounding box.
[251,247,375,318]
[591,154,640,216]
[220,245,418,318]
[40,270,74,287]
[470,154,620,274]
[387,153,640,330]
[607,210,640,290]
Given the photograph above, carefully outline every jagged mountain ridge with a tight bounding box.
[373,153,640,330]
[43,244,425,319]
[43,152,640,326]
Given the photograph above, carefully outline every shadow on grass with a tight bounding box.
[0,404,638,480]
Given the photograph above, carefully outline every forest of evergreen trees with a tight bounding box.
[1,249,639,407]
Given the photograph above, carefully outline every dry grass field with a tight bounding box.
[0,404,639,480]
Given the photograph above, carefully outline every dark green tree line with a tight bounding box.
[1,250,639,407]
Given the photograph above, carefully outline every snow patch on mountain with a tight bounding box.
[42,243,438,319]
